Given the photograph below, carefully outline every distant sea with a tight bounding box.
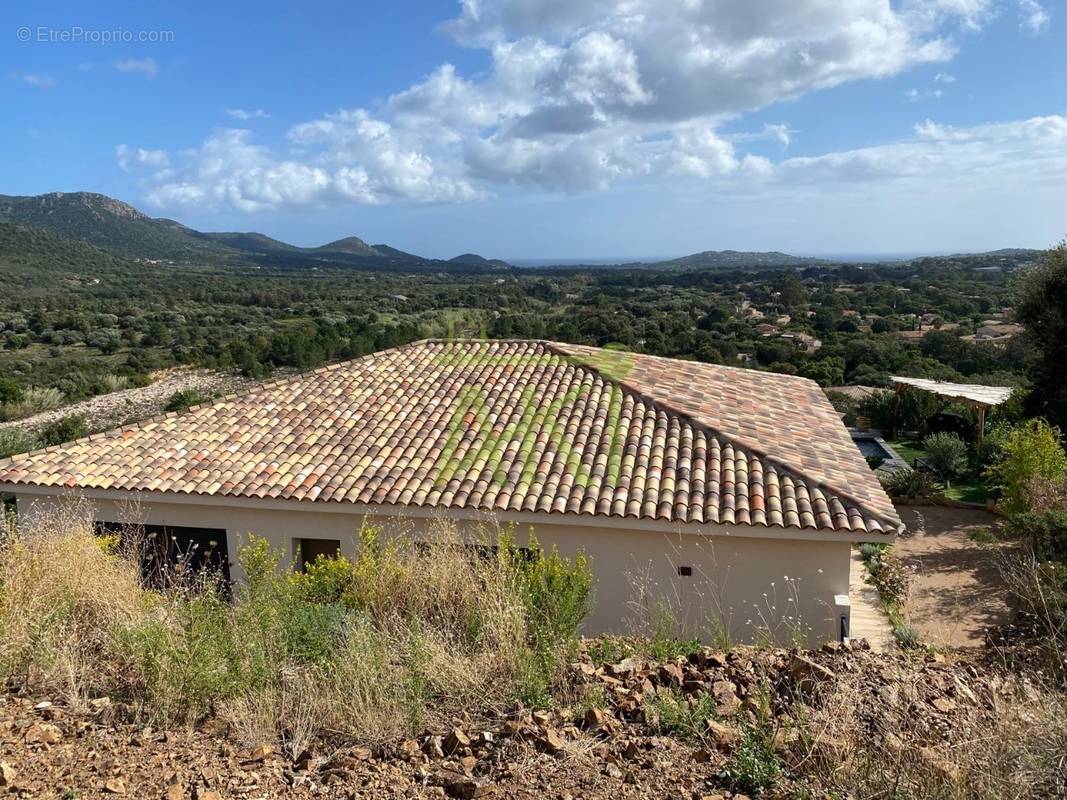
[508,252,929,267]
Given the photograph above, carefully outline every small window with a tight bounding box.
[294,538,341,571]
[677,565,693,577]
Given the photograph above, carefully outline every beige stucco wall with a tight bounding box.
[12,490,855,646]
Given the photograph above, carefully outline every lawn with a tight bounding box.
[887,437,989,504]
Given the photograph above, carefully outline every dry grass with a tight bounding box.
[794,664,1067,798]
[0,504,590,745]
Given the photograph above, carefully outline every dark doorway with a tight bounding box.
[95,521,231,588]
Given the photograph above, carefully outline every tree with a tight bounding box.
[1016,242,1067,428]
[922,432,969,487]
[985,419,1067,515]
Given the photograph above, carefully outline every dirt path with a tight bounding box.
[894,505,1011,648]
[0,368,253,435]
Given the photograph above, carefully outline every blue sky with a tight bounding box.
[2,0,1065,259]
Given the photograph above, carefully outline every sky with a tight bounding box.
[2,0,1065,260]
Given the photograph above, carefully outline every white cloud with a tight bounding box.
[128,0,1050,210]
[772,115,1067,187]
[115,144,170,172]
[1017,0,1051,32]
[134,125,479,212]
[905,87,944,101]
[934,71,956,83]
[226,108,271,120]
[20,73,57,88]
[113,58,158,78]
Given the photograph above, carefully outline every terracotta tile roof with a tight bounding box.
[0,340,901,534]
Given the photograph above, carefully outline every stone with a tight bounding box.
[531,710,552,728]
[246,744,273,762]
[711,681,740,717]
[438,768,491,799]
[583,708,606,728]
[103,778,127,795]
[444,727,471,754]
[657,663,684,687]
[25,721,63,744]
[165,785,186,800]
[607,657,641,677]
[706,719,739,751]
[423,735,445,759]
[603,762,624,779]
[539,729,565,754]
[931,697,956,713]
[790,655,836,683]
[0,762,16,786]
[196,791,223,800]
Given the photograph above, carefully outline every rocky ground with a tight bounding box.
[0,369,254,435]
[2,640,1056,800]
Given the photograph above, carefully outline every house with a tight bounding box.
[0,340,901,645]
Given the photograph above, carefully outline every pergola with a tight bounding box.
[890,376,1013,448]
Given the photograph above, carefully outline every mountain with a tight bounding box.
[315,236,382,257]
[449,253,511,269]
[371,244,422,260]
[0,222,136,289]
[653,250,828,270]
[198,231,301,254]
[0,192,242,263]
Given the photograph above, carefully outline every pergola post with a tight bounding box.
[891,383,904,440]
[976,404,987,451]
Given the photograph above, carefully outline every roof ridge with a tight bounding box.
[542,341,901,532]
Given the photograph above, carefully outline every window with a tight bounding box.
[677,565,693,577]
[94,521,230,588]
[294,537,341,571]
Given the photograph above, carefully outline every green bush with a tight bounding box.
[164,389,210,414]
[1005,511,1067,562]
[719,717,783,794]
[986,419,1067,515]
[879,468,937,499]
[644,687,718,740]
[36,414,89,446]
[0,378,23,406]
[922,432,969,487]
[0,427,39,458]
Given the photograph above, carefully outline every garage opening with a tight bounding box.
[294,537,342,571]
[95,521,230,589]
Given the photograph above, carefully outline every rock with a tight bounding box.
[33,701,53,711]
[103,778,127,795]
[657,663,685,687]
[246,744,273,762]
[400,739,421,758]
[438,768,491,799]
[459,755,477,773]
[607,657,641,677]
[711,680,740,717]
[531,710,552,729]
[603,762,624,779]
[693,747,714,763]
[0,762,16,786]
[164,785,186,800]
[444,727,471,754]
[423,735,445,759]
[706,719,739,751]
[25,721,63,744]
[931,697,956,713]
[584,708,607,728]
[477,730,494,746]
[538,729,566,754]
[790,654,836,684]
[195,791,222,800]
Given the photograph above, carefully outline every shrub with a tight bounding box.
[922,432,969,487]
[164,389,210,414]
[719,716,783,794]
[879,468,937,499]
[0,378,23,406]
[37,414,89,446]
[1004,510,1067,563]
[1,386,64,420]
[986,419,1067,514]
[644,687,718,740]
[0,427,39,458]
